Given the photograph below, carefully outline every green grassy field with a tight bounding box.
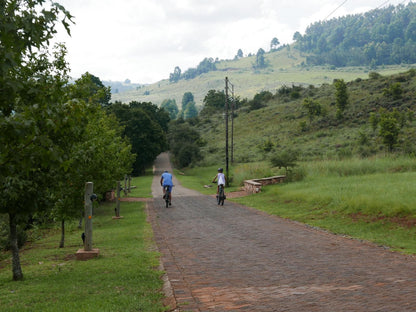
[175,156,416,254]
[0,199,167,311]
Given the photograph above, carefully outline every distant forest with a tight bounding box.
[294,3,416,67]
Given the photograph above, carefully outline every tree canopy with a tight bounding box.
[107,102,169,175]
[0,0,134,281]
[0,0,76,280]
[294,3,416,67]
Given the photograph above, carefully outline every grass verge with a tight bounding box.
[0,201,167,312]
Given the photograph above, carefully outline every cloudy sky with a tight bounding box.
[54,0,411,84]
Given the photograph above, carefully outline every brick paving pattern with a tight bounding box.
[148,153,416,311]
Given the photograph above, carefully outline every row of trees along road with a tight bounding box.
[0,0,135,281]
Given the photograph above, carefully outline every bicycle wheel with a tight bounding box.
[218,187,224,205]
[165,190,169,208]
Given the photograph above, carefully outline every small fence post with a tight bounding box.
[76,182,99,260]
[84,182,94,251]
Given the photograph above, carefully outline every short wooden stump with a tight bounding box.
[76,248,100,261]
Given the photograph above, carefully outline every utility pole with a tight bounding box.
[231,82,235,164]
[225,77,229,186]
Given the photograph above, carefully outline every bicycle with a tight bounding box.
[217,184,225,206]
[163,185,172,208]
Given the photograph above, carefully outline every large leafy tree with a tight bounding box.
[334,79,349,119]
[169,66,181,83]
[254,48,266,69]
[0,0,74,280]
[200,89,225,116]
[161,99,179,120]
[107,102,168,175]
[53,75,133,248]
[184,101,198,119]
[168,120,203,168]
[69,72,111,107]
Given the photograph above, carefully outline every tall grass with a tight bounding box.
[305,155,416,177]
[232,162,280,185]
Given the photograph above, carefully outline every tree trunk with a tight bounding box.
[59,219,65,248]
[9,213,23,281]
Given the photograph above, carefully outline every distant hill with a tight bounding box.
[111,3,416,108]
[103,80,145,94]
[111,47,414,108]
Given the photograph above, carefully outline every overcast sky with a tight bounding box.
[54,0,411,84]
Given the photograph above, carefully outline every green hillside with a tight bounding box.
[110,47,413,108]
[189,69,416,167]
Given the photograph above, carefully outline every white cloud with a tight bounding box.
[53,0,412,83]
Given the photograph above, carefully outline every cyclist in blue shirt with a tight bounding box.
[160,170,173,205]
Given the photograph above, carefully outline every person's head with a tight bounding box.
[164,170,168,173]
[218,168,223,173]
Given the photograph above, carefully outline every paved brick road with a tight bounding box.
[148,153,416,311]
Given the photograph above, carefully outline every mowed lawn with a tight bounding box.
[0,198,168,311]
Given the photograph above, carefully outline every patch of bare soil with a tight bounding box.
[350,212,416,228]
[225,190,252,198]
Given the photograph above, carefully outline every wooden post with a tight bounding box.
[76,182,99,260]
[84,182,93,251]
[128,175,131,193]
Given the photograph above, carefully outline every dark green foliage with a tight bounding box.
[253,48,267,69]
[107,102,168,175]
[184,101,198,119]
[334,79,349,112]
[258,138,275,153]
[302,98,322,122]
[383,82,403,100]
[248,91,273,111]
[180,92,198,119]
[0,0,76,281]
[270,149,299,174]
[168,120,203,168]
[182,57,217,80]
[70,72,111,107]
[294,3,416,67]
[270,37,280,51]
[161,99,179,119]
[169,66,181,83]
[182,92,194,110]
[200,89,226,116]
[379,114,400,151]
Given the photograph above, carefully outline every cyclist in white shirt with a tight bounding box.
[212,167,226,195]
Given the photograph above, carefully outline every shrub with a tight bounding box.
[270,149,299,174]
